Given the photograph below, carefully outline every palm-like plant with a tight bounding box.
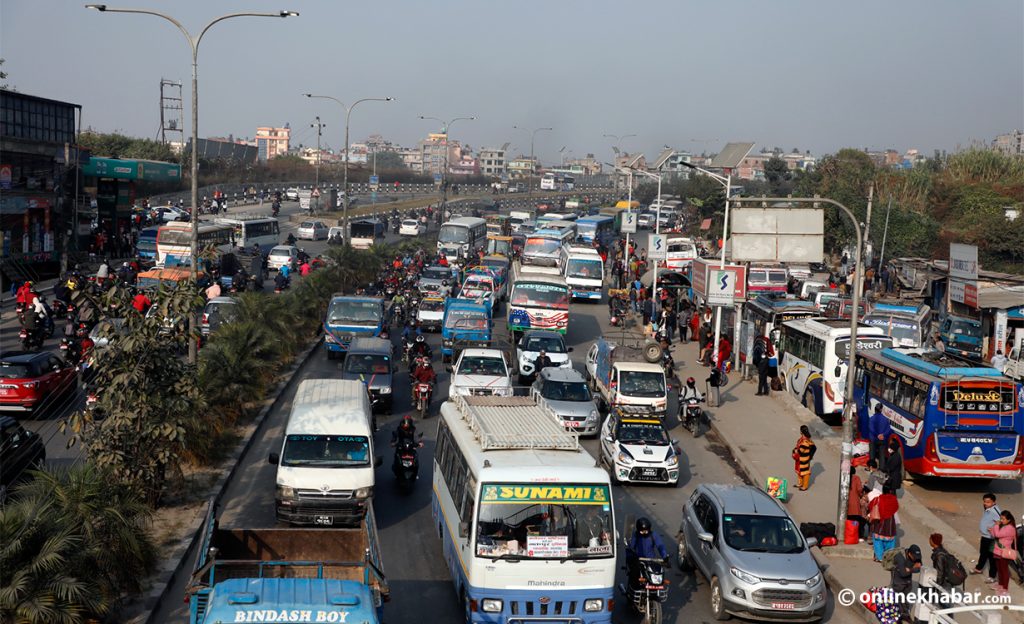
[199,320,282,426]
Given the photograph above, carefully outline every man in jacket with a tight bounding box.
[868,403,892,466]
[626,517,669,592]
[890,544,922,595]
[881,438,903,494]
[970,493,1001,582]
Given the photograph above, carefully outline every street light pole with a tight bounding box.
[303,94,393,242]
[514,126,552,196]
[310,116,325,192]
[87,4,298,364]
[629,166,666,300]
[420,116,476,216]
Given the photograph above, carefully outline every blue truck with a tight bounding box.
[188,502,389,624]
[938,313,983,361]
[440,298,492,363]
[324,295,386,358]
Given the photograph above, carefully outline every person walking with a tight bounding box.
[792,425,817,491]
[661,305,677,344]
[868,485,899,561]
[678,306,691,344]
[641,295,653,328]
[847,466,866,542]
[970,493,1003,582]
[868,403,891,467]
[929,533,957,593]
[755,338,774,396]
[881,438,903,494]
[890,543,922,620]
[989,509,1017,596]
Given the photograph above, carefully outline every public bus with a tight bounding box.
[540,172,576,191]
[576,215,615,246]
[663,237,699,271]
[439,216,488,258]
[747,265,789,297]
[545,220,578,238]
[853,348,1024,479]
[861,304,931,348]
[778,318,893,418]
[136,226,160,262]
[214,216,281,253]
[738,295,819,364]
[521,229,573,268]
[155,222,235,266]
[561,246,604,301]
[508,270,570,336]
[433,394,615,623]
[597,206,628,231]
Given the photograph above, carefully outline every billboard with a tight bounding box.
[949,243,978,307]
[691,257,746,302]
[730,207,824,263]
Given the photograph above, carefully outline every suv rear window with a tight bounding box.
[0,361,34,378]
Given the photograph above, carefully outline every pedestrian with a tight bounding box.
[991,350,1008,372]
[716,334,732,371]
[755,337,774,395]
[868,403,891,467]
[989,509,1017,596]
[662,305,677,344]
[792,425,816,491]
[641,295,653,328]
[970,493,1002,582]
[868,484,899,561]
[881,438,903,494]
[628,285,638,312]
[847,466,867,541]
[890,544,922,618]
[929,533,956,592]
[678,306,691,344]
[840,252,849,278]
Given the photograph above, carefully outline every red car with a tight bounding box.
[0,351,79,414]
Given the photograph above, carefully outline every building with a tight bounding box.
[449,156,480,177]
[992,130,1023,156]
[255,125,290,161]
[418,133,462,176]
[0,89,82,281]
[478,147,506,177]
[395,146,423,173]
[736,152,770,181]
[346,143,369,165]
[567,154,602,176]
[506,156,538,178]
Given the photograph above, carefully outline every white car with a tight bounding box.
[297,220,329,240]
[458,275,497,310]
[516,329,572,384]
[450,348,513,397]
[159,207,188,222]
[416,297,446,332]
[600,411,680,486]
[399,219,426,237]
[267,245,298,272]
[285,187,299,201]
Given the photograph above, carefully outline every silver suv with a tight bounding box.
[678,484,825,622]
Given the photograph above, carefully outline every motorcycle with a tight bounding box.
[682,396,704,437]
[401,338,412,365]
[392,433,424,491]
[621,557,669,624]
[414,382,433,419]
[19,326,45,351]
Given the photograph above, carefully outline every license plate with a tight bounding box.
[646,584,664,590]
[314,515,334,526]
[642,468,659,476]
[401,460,413,467]
[0,389,9,396]
[771,602,795,610]
[566,420,580,427]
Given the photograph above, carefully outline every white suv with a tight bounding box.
[450,348,513,397]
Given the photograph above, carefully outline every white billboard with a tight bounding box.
[730,207,824,263]
[949,243,979,307]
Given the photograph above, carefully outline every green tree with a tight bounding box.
[0,465,155,624]
[371,150,409,172]
[763,155,792,195]
[64,283,206,505]
[78,130,178,163]
[798,149,876,256]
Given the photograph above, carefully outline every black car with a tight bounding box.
[0,416,46,501]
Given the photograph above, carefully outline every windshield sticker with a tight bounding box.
[526,535,569,558]
[482,484,609,504]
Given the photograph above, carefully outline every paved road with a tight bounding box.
[153,287,856,623]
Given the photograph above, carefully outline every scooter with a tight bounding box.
[19,326,45,351]
[620,557,669,624]
[392,433,424,491]
[414,382,433,419]
[682,396,704,437]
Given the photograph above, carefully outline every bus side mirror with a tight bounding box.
[835,366,842,378]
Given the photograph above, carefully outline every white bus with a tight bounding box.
[508,270,570,336]
[522,229,573,268]
[439,216,488,258]
[215,216,281,253]
[433,395,615,623]
[540,173,576,191]
[561,246,604,301]
[664,237,698,271]
[779,318,893,418]
[156,222,235,266]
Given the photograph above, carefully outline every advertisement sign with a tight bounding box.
[707,270,736,306]
[648,234,666,260]
[730,207,824,263]
[691,257,747,301]
[369,175,379,191]
[434,173,443,186]
[481,484,610,504]
[949,243,979,307]
[621,212,637,233]
[526,536,569,558]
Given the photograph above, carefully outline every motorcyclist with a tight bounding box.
[285,232,297,246]
[392,415,418,446]
[274,271,289,291]
[409,334,432,360]
[679,377,704,402]
[626,517,669,592]
[410,355,436,399]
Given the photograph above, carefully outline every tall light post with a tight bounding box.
[628,165,668,299]
[603,133,636,193]
[303,94,394,240]
[420,116,476,214]
[86,4,298,364]
[310,116,326,192]
[514,125,552,195]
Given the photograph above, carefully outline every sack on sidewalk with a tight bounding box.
[770,376,782,391]
[880,547,901,571]
[799,522,836,543]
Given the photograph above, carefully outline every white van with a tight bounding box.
[269,379,380,526]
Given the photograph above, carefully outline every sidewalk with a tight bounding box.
[670,340,1024,622]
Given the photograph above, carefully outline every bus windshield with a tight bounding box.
[476,483,614,560]
[281,434,370,468]
[864,316,922,347]
[524,238,562,255]
[327,300,382,325]
[511,283,569,309]
[445,309,488,330]
[439,225,469,244]
[949,319,982,339]
[566,258,603,279]
[618,371,665,397]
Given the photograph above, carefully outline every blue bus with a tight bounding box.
[441,299,492,362]
[862,303,931,349]
[136,226,160,262]
[853,348,1024,479]
[575,215,616,246]
[324,295,385,358]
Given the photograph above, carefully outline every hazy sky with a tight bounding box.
[3,0,1022,163]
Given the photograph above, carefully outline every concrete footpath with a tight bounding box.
[669,340,1024,622]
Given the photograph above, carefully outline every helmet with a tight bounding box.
[636,517,652,534]
[686,377,696,387]
[400,415,414,429]
[416,334,425,343]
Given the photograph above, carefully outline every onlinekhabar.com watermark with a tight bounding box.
[837,587,1013,608]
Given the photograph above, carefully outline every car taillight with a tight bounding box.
[1015,441,1024,466]
[22,381,38,389]
[925,435,939,462]
[202,313,209,323]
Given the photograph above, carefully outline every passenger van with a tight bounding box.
[269,379,380,526]
[341,338,396,415]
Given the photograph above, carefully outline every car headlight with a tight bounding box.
[616,449,634,465]
[354,487,373,499]
[379,386,392,394]
[443,339,453,347]
[806,573,822,587]
[666,454,678,468]
[730,567,762,585]
[560,359,572,368]
[276,485,296,500]
[588,410,599,422]
[583,599,603,612]
[481,599,503,613]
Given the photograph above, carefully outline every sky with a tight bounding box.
[3,0,1022,164]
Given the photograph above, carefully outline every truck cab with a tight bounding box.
[939,314,983,361]
[441,299,492,362]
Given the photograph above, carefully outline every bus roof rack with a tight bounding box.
[451,394,579,451]
[881,348,1004,378]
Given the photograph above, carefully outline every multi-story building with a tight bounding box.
[255,126,290,161]
[506,157,538,178]
[736,152,770,181]
[395,146,423,173]
[478,147,506,176]
[450,156,480,177]
[567,154,602,176]
[992,130,1023,156]
[419,133,463,176]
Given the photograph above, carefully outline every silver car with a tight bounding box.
[417,265,453,297]
[678,484,826,622]
[530,368,600,436]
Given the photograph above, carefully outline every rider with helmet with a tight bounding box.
[410,355,436,402]
[391,415,420,475]
[409,334,432,360]
[626,517,669,591]
[678,377,704,402]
